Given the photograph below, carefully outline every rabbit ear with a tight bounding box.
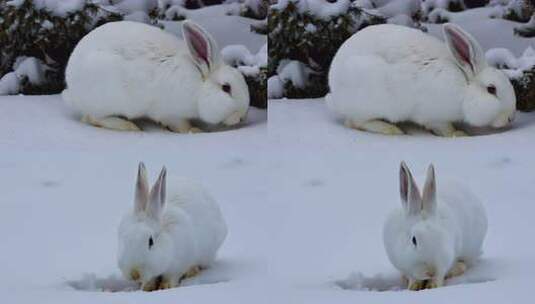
[134,162,149,213]
[399,161,422,215]
[443,23,486,78]
[422,164,437,215]
[147,166,167,220]
[182,20,219,77]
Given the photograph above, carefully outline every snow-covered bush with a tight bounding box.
[500,0,534,22]
[487,47,535,111]
[239,0,267,34]
[0,0,123,94]
[514,14,535,37]
[420,0,466,16]
[222,43,267,108]
[268,0,386,99]
[240,0,268,19]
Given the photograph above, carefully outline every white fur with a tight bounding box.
[117,163,227,289]
[383,162,487,287]
[327,23,516,132]
[63,21,249,129]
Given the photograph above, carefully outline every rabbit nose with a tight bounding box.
[130,268,141,281]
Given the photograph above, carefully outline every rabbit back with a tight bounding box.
[328,24,467,125]
[64,21,201,121]
[164,177,227,266]
[438,180,487,262]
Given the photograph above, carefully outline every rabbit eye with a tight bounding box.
[487,85,497,96]
[411,236,417,247]
[222,83,232,94]
[148,236,154,249]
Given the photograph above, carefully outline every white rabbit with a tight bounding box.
[63,21,250,133]
[383,162,487,290]
[117,163,227,291]
[327,23,516,136]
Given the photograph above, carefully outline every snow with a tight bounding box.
[0,57,45,95]
[267,60,313,98]
[421,0,464,14]
[267,75,285,99]
[0,95,267,303]
[14,57,45,85]
[486,47,535,79]
[371,0,420,19]
[272,0,352,20]
[0,72,20,95]
[222,43,267,76]
[242,0,265,15]
[7,0,86,17]
[2,96,535,302]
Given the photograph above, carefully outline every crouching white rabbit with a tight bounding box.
[118,163,227,291]
[63,21,249,133]
[327,23,516,136]
[383,162,487,290]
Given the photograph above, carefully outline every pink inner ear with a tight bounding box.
[447,28,473,71]
[186,27,209,67]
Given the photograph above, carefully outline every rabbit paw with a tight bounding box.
[446,261,467,279]
[167,120,203,134]
[179,265,202,283]
[424,279,440,289]
[157,275,178,290]
[82,115,140,131]
[408,279,426,291]
[189,127,203,134]
[451,130,468,137]
[142,276,160,292]
[185,265,202,278]
[427,123,467,137]
[347,119,404,135]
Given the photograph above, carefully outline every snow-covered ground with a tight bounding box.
[1,95,534,303]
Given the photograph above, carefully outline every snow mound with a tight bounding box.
[0,57,45,95]
[487,47,535,79]
[7,0,85,17]
[267,60,314,98]
[222,43,267,77]
[272,0,351,20]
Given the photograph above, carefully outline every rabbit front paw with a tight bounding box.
[167,120,203,134]
[346,119,404,135]
[82,115,140,131]
[427,123,467,137]
[180,265,202,282]
[157,275,179,290]
[446,261,467,279]
[424,278,443,289]
[408,279,426,291]
[142,276,160,292]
